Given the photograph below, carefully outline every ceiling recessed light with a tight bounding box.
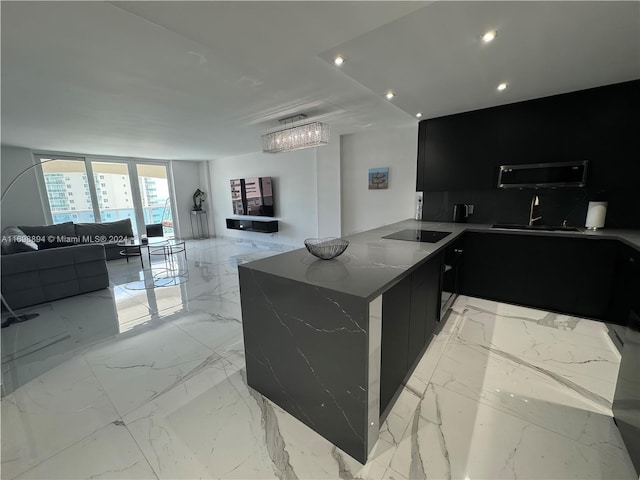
[333,55,345,66]
[482,30,497,43]
[416,112,423,118]
[497,82,508,91]
[386,91,395,100]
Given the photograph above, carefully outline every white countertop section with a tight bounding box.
[241,219,640,301]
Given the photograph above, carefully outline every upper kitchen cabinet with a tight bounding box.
[496,92,590,165]
[416,80,640,192]
[576,81,640,190]
[416,108,499,192]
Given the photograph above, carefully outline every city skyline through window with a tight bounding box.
[39,157,175,238]
[137,164,174,236]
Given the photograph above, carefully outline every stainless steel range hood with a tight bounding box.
[497,160,588,189]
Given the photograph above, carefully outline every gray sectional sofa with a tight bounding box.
[1,219,134,309]
[18,218,135,260]
[1,243,109,309]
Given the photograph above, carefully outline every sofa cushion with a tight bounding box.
[1,243,109,310]
[76,218,134,244]
[18,222,77,249]
[1,226,38,254]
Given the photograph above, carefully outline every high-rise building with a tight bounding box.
[43,171,169,226]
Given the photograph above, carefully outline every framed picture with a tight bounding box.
[368,167,389,189]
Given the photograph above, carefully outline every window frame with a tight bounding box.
[34,153,178,237]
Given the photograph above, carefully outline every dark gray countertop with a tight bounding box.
[241,219,640,301]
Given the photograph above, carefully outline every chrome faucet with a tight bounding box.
[529,194,542,226]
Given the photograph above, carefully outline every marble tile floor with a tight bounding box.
[1,238,637,479]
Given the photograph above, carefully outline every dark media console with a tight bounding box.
[226,218,279,233]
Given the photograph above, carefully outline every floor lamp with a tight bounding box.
[0,159,58,327]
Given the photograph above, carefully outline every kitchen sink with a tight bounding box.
[492,224,581,232]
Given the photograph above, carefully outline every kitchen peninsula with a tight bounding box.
[238,219,640,463]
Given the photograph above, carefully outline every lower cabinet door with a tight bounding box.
[609,245,640,325]
[380,275,411,413]
[525,236,617,319]
[459,232,530,305]
[612,310,640,473]
[408,266,429,367]
[381,254,444,415]
[408,254,443,367]
[460,232,617,321]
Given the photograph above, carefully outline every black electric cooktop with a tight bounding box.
[383,229,452,243]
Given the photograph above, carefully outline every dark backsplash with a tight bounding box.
[422,188,639,229]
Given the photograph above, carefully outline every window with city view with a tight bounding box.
[40,157,174,238]
[91,161,135,228]
[137,164,173,237]
[41,159,96,223]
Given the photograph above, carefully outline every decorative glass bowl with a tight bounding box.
[304,237,349,260]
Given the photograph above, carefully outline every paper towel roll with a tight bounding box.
[585,201,608,230]
[415,192,423,220]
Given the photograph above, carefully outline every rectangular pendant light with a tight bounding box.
[262,116,330,154]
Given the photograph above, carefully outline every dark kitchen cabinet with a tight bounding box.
[496,90,591,166]
[612,309,640,474]
[408,253,443,367]
[525,236,617,318]
[381,275,411,413]
[460,232,617,320]
[416,109,499,192]
[578,83,640,190]
[442,239,464,317]
[408,267,428,366]
[381,254,443,414]
[609,245,640,326]
[459,233,531,307]
[612,245,640,471]
[424,255,444,337]
[416,80,640,193]
[612,245,640,472]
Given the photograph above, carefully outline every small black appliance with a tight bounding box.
[453,204,470,223]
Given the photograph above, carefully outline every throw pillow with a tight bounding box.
[19,222,77,249]
[1,226,38,254]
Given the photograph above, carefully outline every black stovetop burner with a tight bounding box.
[382,229,452,243]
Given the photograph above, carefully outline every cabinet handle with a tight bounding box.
[454,249,464,254]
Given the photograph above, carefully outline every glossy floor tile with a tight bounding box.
[1,239,637,479]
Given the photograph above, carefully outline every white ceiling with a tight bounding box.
[2,1,638,161]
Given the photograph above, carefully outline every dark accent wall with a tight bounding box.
[416,80,640,228]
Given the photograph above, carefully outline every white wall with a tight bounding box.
[316,138,341,238]
[1,146,47,229]
[1,145,207,238]
[208,126,419,246]
[2,126,418,241]
[209,149,318,248]
[198,161,215,237]
[170,160,210,239]
[340,127,418,235]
